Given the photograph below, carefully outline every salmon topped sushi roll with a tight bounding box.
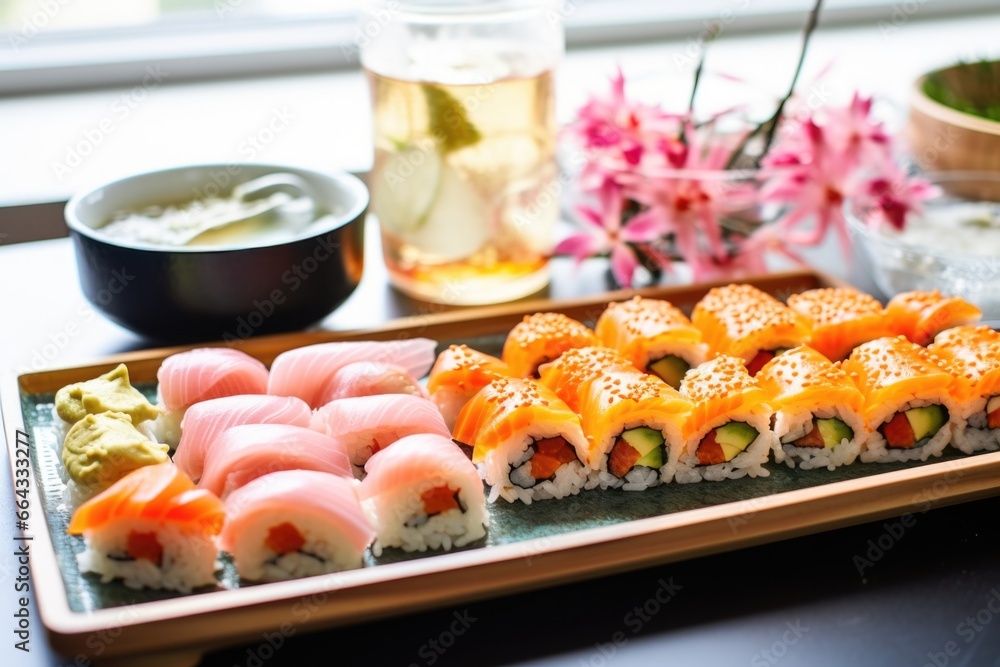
[595,296,709,389]
[219,470,375,582]
[576,368,692,488]
[676,355,775,483]
[453,377,590,504]
[360,434,487,553]
[68,463,224,592]
[887,291,981,346]
[843,336,959,463]
[502,312,598,378]
[929,326,1000,454]
[787,288,893,361]
[427,345,511,431]
[757,346,868,469]
[537,346,635,413]
[692,284,810,376]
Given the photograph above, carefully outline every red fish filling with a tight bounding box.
[878,405,949,449]
[608,440,641,478]
[265,522,306,555]
[421,485,463,516]
[696,430,726,466]
[746,349,788,377]
[510,437,577,488]
[987,396,1000,429]
[126,531,163,566]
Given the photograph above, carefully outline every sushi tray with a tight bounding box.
[5,269,1000,665]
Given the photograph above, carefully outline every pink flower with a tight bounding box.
[553,182,662,288]
[821,93,891,167]
[762,119,856,253]
[620,122,759,279]
[857,170,939,230]
[564,68,679,170]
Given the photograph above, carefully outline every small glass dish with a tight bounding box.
[847,171,1000,320]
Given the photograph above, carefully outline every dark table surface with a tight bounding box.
[2,221,998,667]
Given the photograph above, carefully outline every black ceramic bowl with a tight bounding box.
[65,164,367,342]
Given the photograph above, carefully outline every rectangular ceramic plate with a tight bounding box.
[5,270,1000,665]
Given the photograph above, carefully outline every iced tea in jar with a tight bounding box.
[361,0,563,304]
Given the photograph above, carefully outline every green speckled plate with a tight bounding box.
[6,272,1000,665]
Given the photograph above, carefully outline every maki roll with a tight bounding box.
[311,394,450,467]
[453,377,590,504]
[154,348,269,446]
[67,463,224,592]
[198,424,353,498]
[360,434,487,553]
[318,361,429,404]
[786,288,893,361]
[267,339,437,408]
[692,284,810,376]
[574,368,692,488]
[427,345,511,431]
[887,291,981,346]
[218,470,375,581]
[502,312,598,378]
[843,336,959,463]
[676,356,775,483]
[537,346,636,413]
[595,296,709,389]
[757,346,868,469]
[172,394,312,481]
[929,325,1000,454]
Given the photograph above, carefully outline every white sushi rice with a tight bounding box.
[952,397,1000,454]
[364,477,487,554]
[77,520,219,593]
[227,517,364,582]
[860,396,959,463]
[481,432,591,504]
[673,412,775,484]
[773,406,868,470]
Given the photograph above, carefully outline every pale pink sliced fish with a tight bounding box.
[267,339,437,408]
[218,470,374,555]
[360,433,483,504]
[312,394,450,466]
[198,424,353,498]
[318,361,429,405]
[157,348,269,412]
[173,395,311,481]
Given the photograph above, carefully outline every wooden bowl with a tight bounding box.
[908,61,1000,199]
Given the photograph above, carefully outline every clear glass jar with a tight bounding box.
[360,0,564,305]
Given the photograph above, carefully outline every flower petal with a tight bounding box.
[610,243,640,288]
[553,233,605,262]
[619,210,666,243]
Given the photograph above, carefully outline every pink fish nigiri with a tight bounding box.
[317,361,429,405]
[198,424,353,498]
[311,394,450,466]
[157,348,269,412]
[218,470,375,580]
[267,339,437,408]
[173,395,311,481]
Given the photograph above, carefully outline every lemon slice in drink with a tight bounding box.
[371,143,443,234]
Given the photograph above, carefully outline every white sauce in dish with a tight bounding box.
[884,202,1000,256]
